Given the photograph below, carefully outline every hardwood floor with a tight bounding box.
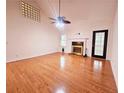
[7,53,117,93]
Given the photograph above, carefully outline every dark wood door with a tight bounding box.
[92,30,108,59]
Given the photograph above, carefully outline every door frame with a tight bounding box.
[91,30,108,59]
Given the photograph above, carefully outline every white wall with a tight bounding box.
[110,10,118,87]
[6,0,60,62]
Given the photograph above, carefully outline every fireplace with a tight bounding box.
[72,42,83,55]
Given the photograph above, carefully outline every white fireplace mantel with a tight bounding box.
[68,37,89,41]
[65,37,89,55]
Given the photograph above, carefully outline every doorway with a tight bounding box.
[92,30,108,59]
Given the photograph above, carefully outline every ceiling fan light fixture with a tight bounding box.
[55,20,64,29]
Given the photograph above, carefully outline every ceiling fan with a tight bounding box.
[49,0,71,25]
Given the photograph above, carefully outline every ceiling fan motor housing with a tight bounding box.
[57,16,64,22]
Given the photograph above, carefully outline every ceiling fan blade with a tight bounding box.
[49,17,56,20]
[51,22,56,24]
[63,20,71,24]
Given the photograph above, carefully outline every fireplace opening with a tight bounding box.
[72,42,83,55]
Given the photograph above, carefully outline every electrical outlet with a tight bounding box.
[15,54,18,58]
[6,42,8,45]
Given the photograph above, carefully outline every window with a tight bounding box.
[61,35,66,47]
[21,1,40,22]
[94,32,105,56]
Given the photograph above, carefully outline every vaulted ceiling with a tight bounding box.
[36,0,117,23]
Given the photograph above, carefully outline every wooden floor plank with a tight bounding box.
[7,53,117,93]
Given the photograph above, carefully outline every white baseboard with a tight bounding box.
[7,49,58,63]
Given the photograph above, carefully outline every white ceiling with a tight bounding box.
[36,0,117,23]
